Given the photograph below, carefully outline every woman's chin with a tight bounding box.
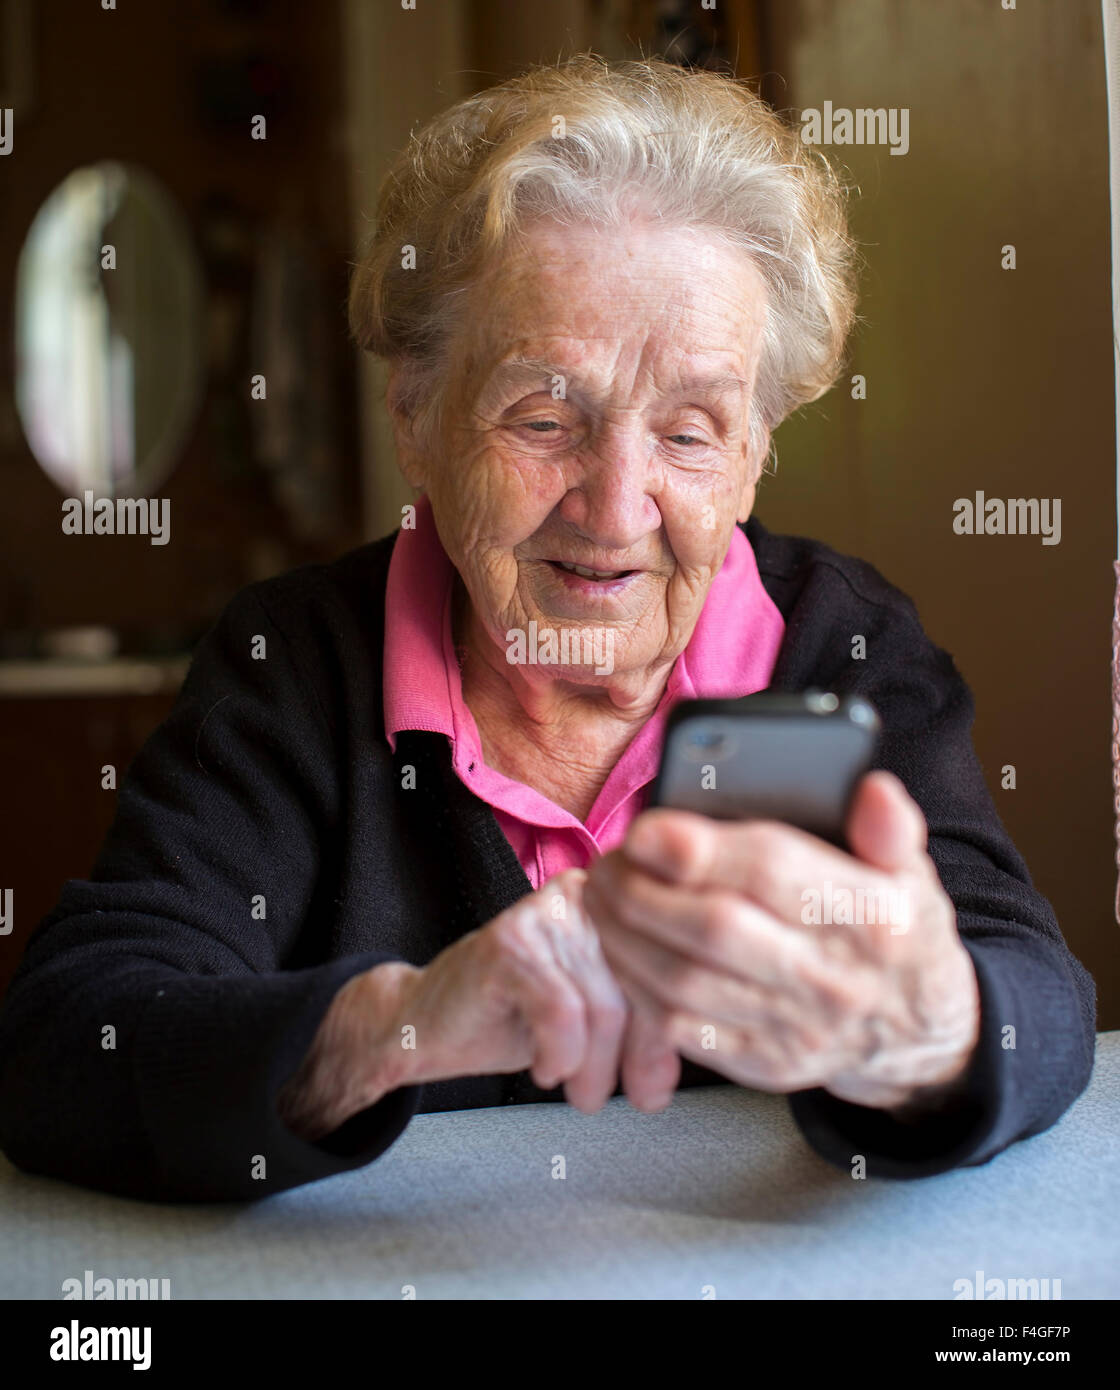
[500,624,665,694]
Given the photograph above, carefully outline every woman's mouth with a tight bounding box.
[548,559,636,582]
[540,558,643,610]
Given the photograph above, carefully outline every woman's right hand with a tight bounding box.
[380,868,632,1113]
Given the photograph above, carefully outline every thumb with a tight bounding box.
[845,770,927,873]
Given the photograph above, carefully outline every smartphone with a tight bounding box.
[649,690,881,848]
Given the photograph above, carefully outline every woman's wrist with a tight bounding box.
[879,1004,983,1121]
[277,960,422,1142]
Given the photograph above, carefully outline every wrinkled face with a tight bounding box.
[392,217,770,703]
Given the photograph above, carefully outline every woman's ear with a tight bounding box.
[386,364,428,490]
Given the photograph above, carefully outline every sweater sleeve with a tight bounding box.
[0,585,423,1202]
[786,599,1097,1178]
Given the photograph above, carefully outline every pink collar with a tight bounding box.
[383,496,785,828]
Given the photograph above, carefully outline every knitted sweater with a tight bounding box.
[0,518,1097,1201]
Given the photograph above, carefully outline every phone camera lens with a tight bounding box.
[691,731,725,752]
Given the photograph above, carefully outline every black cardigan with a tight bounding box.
[0,518,1097,1202]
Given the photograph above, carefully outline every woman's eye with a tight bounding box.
[522,420,562,433]
[668,433,704,446]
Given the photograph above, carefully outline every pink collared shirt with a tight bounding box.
[383,496,786,889]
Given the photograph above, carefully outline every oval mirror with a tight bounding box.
[14,161,204,498]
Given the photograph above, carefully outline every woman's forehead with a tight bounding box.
[459,229,767,387]
[473,352,755,402]
[488,216,758,286]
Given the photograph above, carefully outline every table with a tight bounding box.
[2,1033,1117,1300]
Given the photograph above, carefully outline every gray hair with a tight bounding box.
[349,53,860,471]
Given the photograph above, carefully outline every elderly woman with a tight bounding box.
[0,56,1095,1200]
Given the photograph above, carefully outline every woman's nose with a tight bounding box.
[557,430,660,549]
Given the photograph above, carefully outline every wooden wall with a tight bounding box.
[760,0,1118,1023]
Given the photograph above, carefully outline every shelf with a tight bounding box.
[0,657,190,699]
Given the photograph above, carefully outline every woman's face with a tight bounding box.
[393,217,771,703]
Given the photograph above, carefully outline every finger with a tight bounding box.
[531,874,628,1109]
[613,951,848,1094]
[610,964,827,1095]
[586,850,854,1001]
[553,920,630,1112]
[597,886,885,1083]
[618,987,680,1113]
[845,770,928,873]
[495,903,589,1090]
[623,807,837,889]
[624,807,881,907]
[620,810,918,936]
[542,870,676,1111]
[597,903,824,1033]
[524,979,587,1092]
[670,1012,833,1093]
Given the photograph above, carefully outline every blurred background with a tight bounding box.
[0,0,1116,1026]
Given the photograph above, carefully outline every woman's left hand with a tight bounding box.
[582,770,982,1115]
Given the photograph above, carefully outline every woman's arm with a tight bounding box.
[0,581,422,1202]
[278,962,420,1141]
[787,603,1097,1175]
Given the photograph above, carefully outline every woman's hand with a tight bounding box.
[582,771,982,1113]
[378,868,630,1113]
